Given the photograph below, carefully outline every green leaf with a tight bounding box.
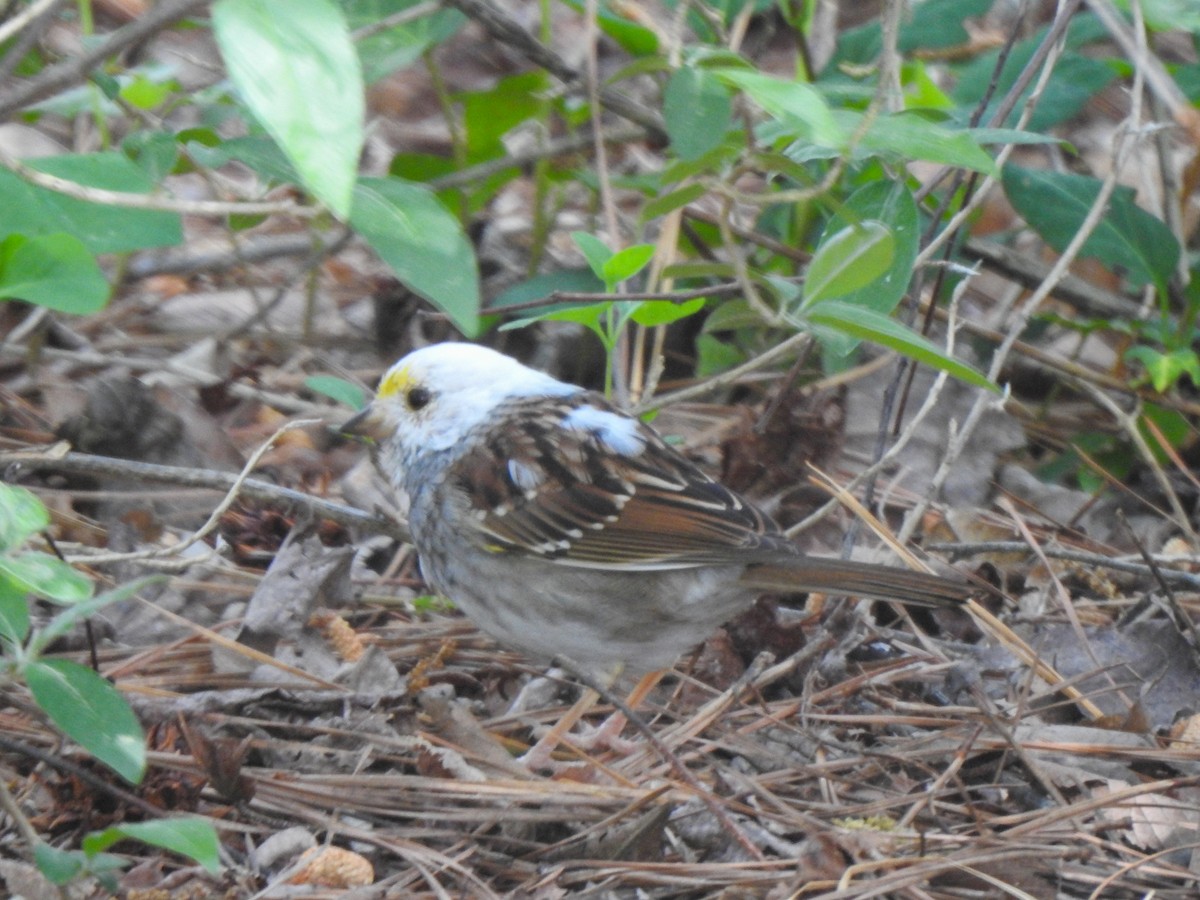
[25,659,146,783]
[664,66,732,161]
[953,30,1116,131]
[898,0,993,51]
[305,375,366,409]
[847,110,997,175]
[213,0,364,218]
[1125,346,1200,392]
[83,818,221,874]
[34,842,86,885]
[601,243,655,287]
[0,581,30,649]
[825,181,919,315]
[803,301,996,391]
[350,176,481,336]
[0,234,109,314]
[1003,165,1180,292]
[0,153,182,253]
[0,552,92,602]
[630,297,705,327]
[0,482,50,551]
[802,220,895,307]
[351,5,464,84]
[1119,0,1200,31]
[459,70,546,163]
[572,232,615,282]
[33,576,162,653]
[715,70,844,146]
[34,842,127,886]
[642,182,708,221]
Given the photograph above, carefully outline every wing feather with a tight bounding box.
[450,393,786,569]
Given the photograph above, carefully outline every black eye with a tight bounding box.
[406,386,432,411]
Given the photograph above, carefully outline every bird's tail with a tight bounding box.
[741,555,974,608]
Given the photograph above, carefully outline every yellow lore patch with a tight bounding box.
[378,365,413,400]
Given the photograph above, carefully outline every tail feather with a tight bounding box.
[741,556,973,608]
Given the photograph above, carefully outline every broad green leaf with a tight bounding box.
[1003,165,1180,292]
[715,70,844,146]
[0,552,92,602]
[898,0,993,51]
[0,153,182,253]
[460,71,546,163]
[351,176,480,336]
[0,233,109,314]
[845,110,997,174]
[213,0,364,218]
[25,659,146,784]
[0,482,49,551]
[804,301,996,391]
[186,134,300,185]
[601,244,655,287]
[664,66,732,161]
[0,581,30,648]
[802,220,894,308]
[572,232,614,282]
[83,818,221,874]
[490,268,605,313]
[305,375,366,409]
[953,29,1116,131]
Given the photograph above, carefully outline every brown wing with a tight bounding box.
[449,393,786,570]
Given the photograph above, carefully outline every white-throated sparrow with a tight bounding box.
[342,342,971,676]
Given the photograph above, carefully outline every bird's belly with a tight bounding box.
[419,548,754,674]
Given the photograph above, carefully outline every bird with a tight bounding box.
[341,342,972,680]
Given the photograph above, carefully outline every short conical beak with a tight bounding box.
[340,403,387,441]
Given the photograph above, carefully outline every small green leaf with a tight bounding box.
[802,220,894,307]
[25,659,146,784]
[804,301,996,391]
[664,66,732,161]
[572,232,614,282]
[34,576,162,653]
[34,842,86,885]
[601,243,655,287]
[213,0,364,218]
[630,297,705,327]
[0,233,109,314]
[83,818,221,874]
[351,177,481,337]
[0,581,30,648]
[643,182,708,221]
[305,375,365,409]
[826,181,919,315]
[0,552,92,602]
[1125,346,1200,393]
[0,482,50,551]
